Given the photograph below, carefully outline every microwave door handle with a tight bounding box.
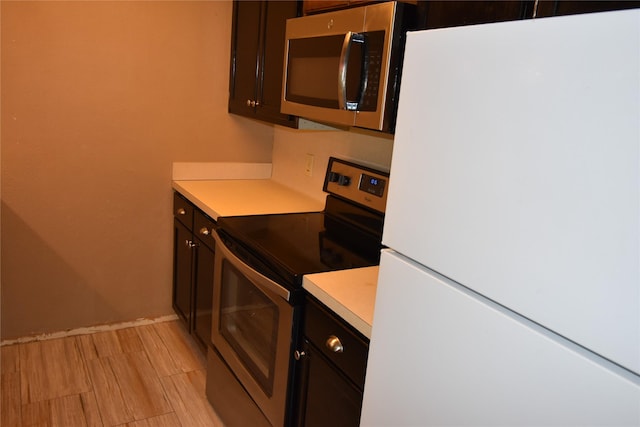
[338,31,353,111]
[339,32,365,111]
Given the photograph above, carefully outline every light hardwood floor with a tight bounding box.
[1,320,224,426]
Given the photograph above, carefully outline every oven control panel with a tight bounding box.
[323,157,389,213]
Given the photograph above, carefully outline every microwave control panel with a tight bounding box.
[324,157,389,214]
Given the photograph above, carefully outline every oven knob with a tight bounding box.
[337,175,351,186]
[328,171,340,182]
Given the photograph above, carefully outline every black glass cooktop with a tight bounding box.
[216,198,383,288]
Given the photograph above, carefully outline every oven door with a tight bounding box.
[210,229,294,427]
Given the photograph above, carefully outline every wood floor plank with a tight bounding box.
[160,371,223,427]
[20,337,92,404]
[91,331,124,359]
[116,327,145,353]
[80,391,104,427]
[120,413,182,427]
[77,334,99,361]
[1,371,22,426]
[21,399,50,426]
[186,368,207,396]
[154,321,205,372]
[1,344,20,373]
[106,351,173,421]
[50,394,88,427]
[86,357,135,426]
[136,325,179,378]
[12,320,222,427]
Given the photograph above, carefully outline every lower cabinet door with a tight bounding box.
[193,240,214,349]
[299,340,363,427]
[173,219,193,328]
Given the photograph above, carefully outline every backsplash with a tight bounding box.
[271,126,394,203]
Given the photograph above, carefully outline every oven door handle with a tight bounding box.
[211,229,291,302]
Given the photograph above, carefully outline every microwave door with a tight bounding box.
[281,7,367,127]
[281,33,358,127]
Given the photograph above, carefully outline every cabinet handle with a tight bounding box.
[185,239,197,248]
[325,336,344,353]
[176,208,186,215]
[294,350,306,360]
[246,99,260,108]
[199,227,210,236]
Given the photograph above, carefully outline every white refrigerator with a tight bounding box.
[361,9,640,426]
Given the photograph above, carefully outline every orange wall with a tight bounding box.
[1,1,274,339]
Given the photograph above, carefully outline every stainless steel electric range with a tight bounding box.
[205,157,389,427]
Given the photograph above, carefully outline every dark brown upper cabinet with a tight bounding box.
[228,1,300,128]
[419,1,534,29]
[302,0,370,15]
[534,1,640,18]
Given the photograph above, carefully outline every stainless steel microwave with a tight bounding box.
[281,2,415,133]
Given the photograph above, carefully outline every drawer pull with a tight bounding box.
[325,336,344,353]
[199,227,210,236]
[176,208,186,215]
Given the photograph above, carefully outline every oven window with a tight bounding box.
[219,260,279,396]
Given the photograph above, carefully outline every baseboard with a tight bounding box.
[0,314,179,346]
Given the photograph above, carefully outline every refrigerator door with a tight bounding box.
[385,10,640,374]
[362,250,640,426]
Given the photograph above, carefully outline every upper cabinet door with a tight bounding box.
[257,1,300,126]
[421,1,534,29]
[229,1,262,118]
[535,0,640,18]
[228,1,299,128]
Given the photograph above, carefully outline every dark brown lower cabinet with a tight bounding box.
[192,211,215,350]
[297,340,364,426]
[294,298,369,427]
[172,191,216,352]
[173,219,194,326]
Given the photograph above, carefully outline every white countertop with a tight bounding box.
[303,266,379,339]
[172,179,324,220]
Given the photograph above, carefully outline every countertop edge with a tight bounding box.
[172,180,224,220]
[303,275,374,339]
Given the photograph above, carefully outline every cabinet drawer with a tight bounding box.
[173,192,194,229]
[194,209,216,250]
[304,297,369,389]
